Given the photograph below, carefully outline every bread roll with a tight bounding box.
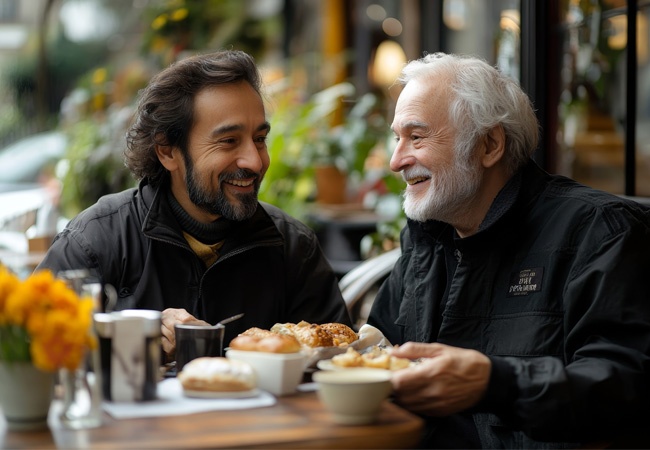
[271,321,334,347]
[228,335,261,351]
[255,334,302,353]
[320,323,358,346]
[240,327,275,339]
[229,333,301,353]
[229,328,301,353]
[178,357,256,392]
[239,321,358,349]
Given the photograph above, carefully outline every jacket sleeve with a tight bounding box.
[35,225,99,278]
[366,262,407,346]
[367,228,411,345]
[483,209,650,442]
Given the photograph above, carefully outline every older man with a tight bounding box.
[368,52,650,448]
[37,50,351,359]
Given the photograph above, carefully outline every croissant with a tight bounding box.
[272,321,334,347]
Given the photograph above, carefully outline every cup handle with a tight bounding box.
[104,284,118,313]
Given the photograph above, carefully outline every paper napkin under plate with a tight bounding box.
[102,378,276,419]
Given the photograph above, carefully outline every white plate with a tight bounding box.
[316,359,347,371]
[316,358,416,371]
[316,359,394,371]
[183,388,261,399]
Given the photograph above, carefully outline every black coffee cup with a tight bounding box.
[174,323,225,372]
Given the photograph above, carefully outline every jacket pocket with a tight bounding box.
[483,311,564,357]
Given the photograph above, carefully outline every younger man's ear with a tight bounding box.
[155,140,181,171]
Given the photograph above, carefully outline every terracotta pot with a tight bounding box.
[315,165,347,204]
[0,362,54,431]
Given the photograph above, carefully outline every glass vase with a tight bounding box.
[58,361,103,429]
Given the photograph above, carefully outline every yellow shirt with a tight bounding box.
[183,232,224,267]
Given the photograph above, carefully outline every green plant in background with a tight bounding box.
[298,83,383,172]
[2,29,108,123]
[58,115,135,219]
[261,81,390,219]
[260,79,407,256]
[141,0,281,66]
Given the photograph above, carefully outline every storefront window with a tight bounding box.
[442,0,521,80]
[636,1,650,195]
[556,0,648,195]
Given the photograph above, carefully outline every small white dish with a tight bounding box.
[313,369,393,425]
[225,349,307,396]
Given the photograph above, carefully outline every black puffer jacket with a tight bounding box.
[368,160,650,448]
[37,179,351,346]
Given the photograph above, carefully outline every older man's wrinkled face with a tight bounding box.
[389,77,482,224]
[182,82,270,221]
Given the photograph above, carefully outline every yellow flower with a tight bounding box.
[0,267,20,325]
[151,13,168,30]
[170,8,189,21]
[0,267,96,372]
[92,68,108,85]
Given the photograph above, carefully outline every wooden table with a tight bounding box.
[1,390,423,449]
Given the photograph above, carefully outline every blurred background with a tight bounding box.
[0,0,647,279]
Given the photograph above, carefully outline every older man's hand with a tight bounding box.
[389,342,492,416]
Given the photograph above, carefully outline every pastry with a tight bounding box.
[255,334,302,353]
[331,347,364,367]
[320,322,358,346]
[228,334,261,351]
[178,357,256,392]
[229,333,301,353]
[240,327,276,339]
[361,351,391,369]
[271,321,358,348]
[331,346,411,371]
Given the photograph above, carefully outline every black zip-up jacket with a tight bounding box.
[368,160,650,448]
[37,179,351,347]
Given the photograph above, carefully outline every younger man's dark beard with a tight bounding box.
[185,164,260,221]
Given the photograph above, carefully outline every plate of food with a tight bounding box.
[177,357,260,399]
[316,346,413,371]
[316,359,343,371]
[183,388,261,399]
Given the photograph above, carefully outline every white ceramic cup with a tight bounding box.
[225,349,306,396]
[313,368,393,425]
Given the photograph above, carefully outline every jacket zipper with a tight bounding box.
[198,238,283,301]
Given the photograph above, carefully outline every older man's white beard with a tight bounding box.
[403,162,482,224]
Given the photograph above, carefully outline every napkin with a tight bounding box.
[102,378,276,419]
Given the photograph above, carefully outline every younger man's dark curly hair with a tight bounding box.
[124,50,263,187]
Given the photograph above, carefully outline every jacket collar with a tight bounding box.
[408,159,549,247]
[139,178,283,251]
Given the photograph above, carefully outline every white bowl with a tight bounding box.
[225,349,306,396]
[313,368,393,425]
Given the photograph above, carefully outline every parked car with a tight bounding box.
[0,131,68,252]
[0,131,68,193]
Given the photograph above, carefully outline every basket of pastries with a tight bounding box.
[228,321,390,368]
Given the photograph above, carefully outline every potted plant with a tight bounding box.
[0,266,96,430]
[261,81,390,215]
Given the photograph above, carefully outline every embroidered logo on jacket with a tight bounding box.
[507,267,543,296]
